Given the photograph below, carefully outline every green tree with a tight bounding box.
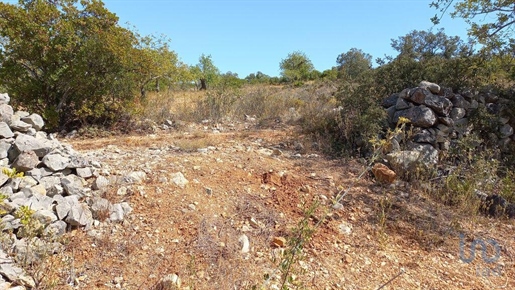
[279,51,314,82]
[0,0,137,129]
[336,48,372,80]
[194,54,220,90]
[431,0,515,46]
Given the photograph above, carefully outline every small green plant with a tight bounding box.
[14,205,35,227]
[2,167,24,178]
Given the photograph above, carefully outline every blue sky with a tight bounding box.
[7,0,472,77]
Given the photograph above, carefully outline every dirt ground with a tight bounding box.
[38,124,515,290]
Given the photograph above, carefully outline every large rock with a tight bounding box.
[409,87,433,104]
[12,134,52,158]
[65,203,93,227]
[424,94,452,116]
[0,104,13,123]
[386,144,438,179]
[42,153,69,171]
[21,114,44,131]
[11,150,39,172]
[419,81,441,94]
[0,93,10,105]
[61,175,86,197]
[382,93,399,108]
[393,105,437,128]
[0,122,14,138]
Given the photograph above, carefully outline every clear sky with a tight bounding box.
[6,0,472,77]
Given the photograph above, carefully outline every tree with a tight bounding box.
[0,0,138,129]
[279,51,314,82]
[431,0,515,45]
[194,54,220,90]
[336,48,372,80]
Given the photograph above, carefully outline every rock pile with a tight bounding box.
[0,93,133,288]
[381,81,513,178]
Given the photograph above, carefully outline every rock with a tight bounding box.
[338,222,352,235]
[43,220,67,237]
[109,203,124,222]
[170,172,189,188]
[413,129,435,144]
[0,141,12,159]
[409,87,432,104]
[61,175,86,197]
[395,97,410,110]
[119,171,146,184]
[92,175,110,190]
[424,94,452,116]
[42,153,69,171]
[452,94,470,109]
[12,151,39,172]
[20,114,44,131]
[65,203,93,227]
[386,144,438,179]
[12,134,52,158]
[371,163,396,184]
[394,105,437,128]
[450,107,466,120]
[33,210,58,225]
[419,81,441,94]
[382,93,399,108]
[239,234,250,253]
[157,274,181,289]
[0,122,14,138]
[0,262,35,288]
[76,167,92,178]
[500,124,513,138]
[0,93,10,104]
[54,195,79,220]
[271,237,287,248]
[0,104,13,123]
[67,155,89,168]
[9,120,32,132]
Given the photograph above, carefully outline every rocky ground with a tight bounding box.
[14,122,515,289]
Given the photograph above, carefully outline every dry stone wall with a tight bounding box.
[0,93,135,288]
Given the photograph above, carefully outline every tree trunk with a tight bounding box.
[199,78,207,90]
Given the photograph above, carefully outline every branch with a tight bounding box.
[489,19,515,37]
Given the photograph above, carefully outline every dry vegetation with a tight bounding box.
[24,84,514,289]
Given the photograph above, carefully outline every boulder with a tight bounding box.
[21,114,44,131]
[0,122,14,138]
[393,105,437,128]
[419,81,441,94]
[11,151,39,172]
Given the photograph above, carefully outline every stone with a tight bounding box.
[157,274,181,289]
[393,105,437,128]
[500,124,513,138]
[90,197,113,220]
[371,163,396,184]
[409,87,432,104]
[413,129,435,144]
[119,171,147,184]
[12,134,52,158]
[0,104,13,123]
[419,81,440,94]
[76,167,92,178]
[438,117,454,126]
[424,94,452,116]
[39,176,62,191]
[9,120,32,132]
[239,234,250,253]
[65,203,93,227]
[21,114,44,131]
[395,97,410,110]
[0,93,10,104]
[61,175,86,197]
[109,203,124,222]
[452,94,470,109]
[0,171,9,188]
[42,153,69,171]
[43,220,67,237]
[0,122,14,138]
[450,108,466,120]
[33,210,58,225]
[67,155,89,168]
[382,93,399,108]
[92,175,110,190]
[12,151,39,172]
[54,195,80,220]
[386,144,438,179]
[171,172,189,188]
[0,262,35,288]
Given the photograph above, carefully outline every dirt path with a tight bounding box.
[40,126,515,290]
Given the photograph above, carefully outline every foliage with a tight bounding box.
[2,167,24,178]
[14,205,35,227]
[245,71,271,84]
[336,48,372,80]
[431,0,515,46]
[193,54,220,90]
[279,51,314,83]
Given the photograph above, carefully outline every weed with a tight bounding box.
[2,167,24,178]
